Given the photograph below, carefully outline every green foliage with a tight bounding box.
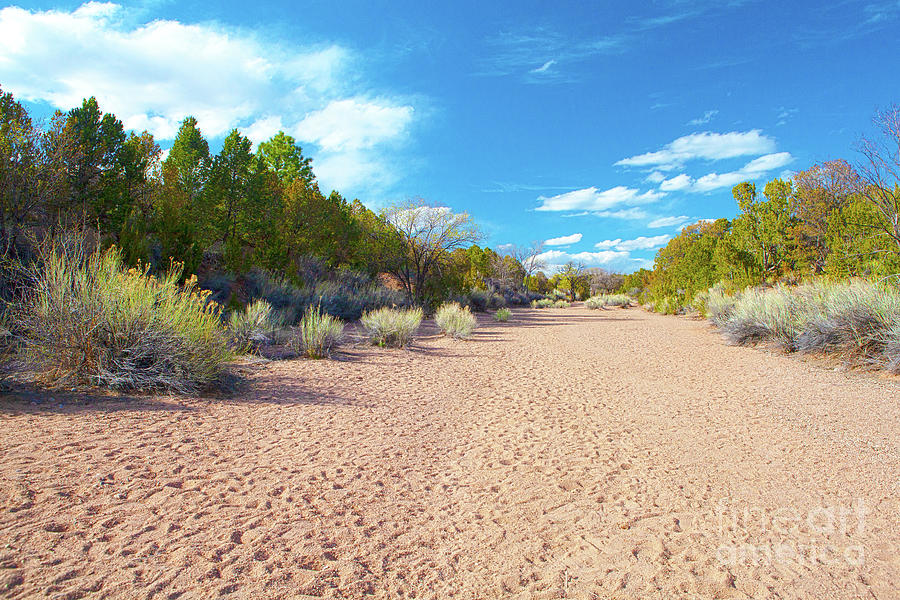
[291,305,344,359]
[531,298,555,308]
[361,307,423,348]
[7,233,231,391]
[434,302,477,339]
[494,307,511,322]
[257,131,314,185]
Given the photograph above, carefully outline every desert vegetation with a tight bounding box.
[360,307,423,348]
[434,302,477,339]
[3,234,231,392]
[494,307,511,322]
[290,305,345,359]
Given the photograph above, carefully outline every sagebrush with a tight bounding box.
[290,305,344,359]
[361,307,423,348]
[6,235,231,392]
[434,302,477,338]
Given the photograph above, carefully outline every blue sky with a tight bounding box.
[1,0,898,271]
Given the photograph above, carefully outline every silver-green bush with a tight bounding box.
[494,307,511,322]
[434,302,477,338]
[585,294,632,309]
[290,305,344,359]
[361,307,423,348]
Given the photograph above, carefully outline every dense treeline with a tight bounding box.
[0,85,538,311]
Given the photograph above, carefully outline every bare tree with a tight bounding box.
[557,261,587,302]
[856,104,900,252]
[381,199,481,303]
[585,268,625,295]
[511,240,546,289]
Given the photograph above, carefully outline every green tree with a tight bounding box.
[257,131,314,185]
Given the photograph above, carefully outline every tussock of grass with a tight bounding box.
[494,307,511,322]
[435,302,477,338]
[585,294,632,309]
[228,300,283,352]
[7,235,231,392]
[553,300,570,308]
[361,307,423,348]
[290,305,344,359]
[714,280,900,370]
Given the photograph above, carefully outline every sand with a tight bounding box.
[1,306,899,599]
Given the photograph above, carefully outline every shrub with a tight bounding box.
[240,268,406,323]
[586,294,632,309]
[693,283,739,326]
[553,300,571,308]
[721,285,805,350]
[290,305,344,359]
[531,298,555,309]
[8,235,231,392]
[228,299,283,352]
[435,302,477,338]
[714,280,900,366]
[494,307,511,322]
[652,296,682,315]
[361,307,423,347]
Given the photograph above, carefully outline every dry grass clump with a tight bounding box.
[494,307,511,322]
[586,294,632,309]
[693,283,740,326]
[290,305,344,359]
[361,307,423,348]
[6,235,231,392]
[228,299,284,352]
[435,302,477,338]
[714,280,900,371]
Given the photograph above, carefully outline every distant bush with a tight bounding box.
[494,307,511,322]
[228,299,283,352]
[713,280,900,371]
[553,299,571,308]
[531,298,555,309]
[290,305,344,359]
[435,302,477,338]
[585,294,632,309]
[361,307,423,347]
[7,235,231,392]
[236,268,407,323]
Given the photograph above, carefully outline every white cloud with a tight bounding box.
[615,130,777,170]
[536,186,664,212]
[0,2,417,199]
[544,233,583,246]
[688,109,718,125]
[294,98,414,152]
[530,60,556,74]
[648,215,692,228]
[644,171,666,183]
[687,152,794,193]
[535,249,631,269]
[659,173,693,192]
[595,234,671,251]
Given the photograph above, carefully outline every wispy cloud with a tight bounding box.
[616,130,777,171]
[648,215,692,228]
[536,186,664,212]
[657,152,793,193]
[530,59,556,74]
[688,109,719,125]
[595,234,671,251]
[544,233,583,246]
[477,27,624,82]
